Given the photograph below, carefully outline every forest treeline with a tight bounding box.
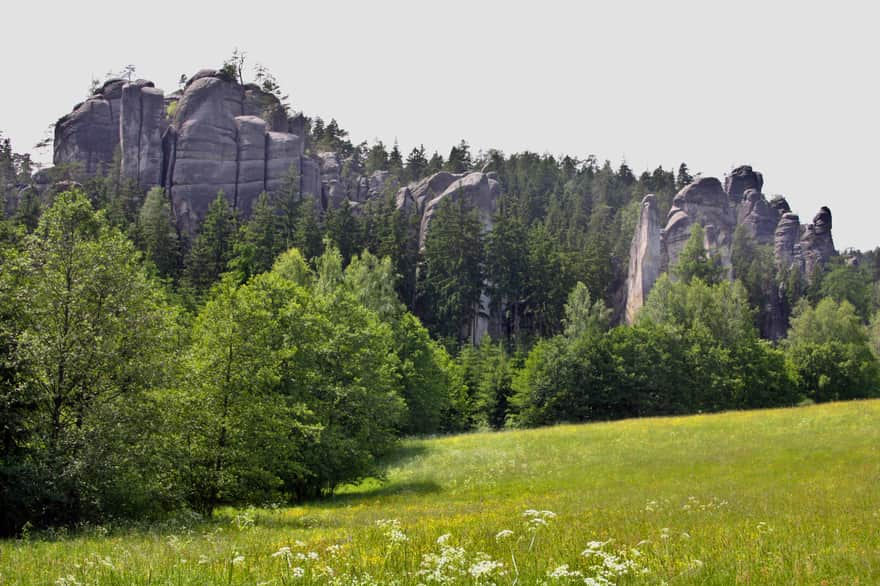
[2,124,880,536]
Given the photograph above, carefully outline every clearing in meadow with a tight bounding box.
[1,400,878,584]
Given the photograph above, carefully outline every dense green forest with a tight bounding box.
[2,111,880,537]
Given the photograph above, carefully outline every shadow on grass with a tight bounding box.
[377,442,431,469]
[329,480,442,504]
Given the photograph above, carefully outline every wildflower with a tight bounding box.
[468,558,504,579]
[232,554,245,565]
[437,533,452,545]
[376,518,409,544]
[495,529,515,542]
[548,564,583,579]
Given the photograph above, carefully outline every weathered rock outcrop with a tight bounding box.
[801,206,835,277]
[738,188,779,245]
[774,212,802,269]
[120,81,165,189]
[394,170,503,343]
[724,165,763,202]
[54,79,126,175]
[663,176,735,273]
[415,171,501,248]
[625,195,662,323]
[624,166,837,332]
[53,71,320,234]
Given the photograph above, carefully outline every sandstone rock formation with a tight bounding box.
[724,165,763,202]
[120,81,164,188]
[54,79,126,175]
[624,166,837,333]
[625,195,662,324]
[663,177,735,273]
[54,72,324,234]
[395,169,503,343]
[53,70,409,234]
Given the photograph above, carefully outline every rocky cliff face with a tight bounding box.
[52,70,414,235]
[625,194,662,324]
[395,169,503,343]
[52,76,505,341]
[624,166,837,335]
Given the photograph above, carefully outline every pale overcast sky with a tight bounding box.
[2,1,878,249]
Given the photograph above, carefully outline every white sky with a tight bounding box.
[2,1,878,249]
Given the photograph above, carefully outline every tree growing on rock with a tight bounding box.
[419,196,484,345]
[672,223,723,285]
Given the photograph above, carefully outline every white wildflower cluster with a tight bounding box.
[376,518,409,544]
[523,509,557,530]
[495,529,515,542]
[579,539,646,584]
[548,563,584,579]
[270,541,327,580]
[417,534,505,585]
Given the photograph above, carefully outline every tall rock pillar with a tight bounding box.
[625,194,662,323]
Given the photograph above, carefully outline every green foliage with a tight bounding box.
[0,191,180,532]
[672,223,723,285]
[818,261,875,321]
[443,139,472,173]
[324,200,361,265]
[419,197,484,343]
[405,144,429,182]
[731,225,778,332]
[784,298,880,402]
[229,192,281,280]
[137,187,181,279]
[184,274,315,510]
[514,276,796,428]
[5,401,880,584]
[639,275,756,348]
[184,192,237,291]
[292,197,323,262]
[484,199,528,341]
[562,282,611,340]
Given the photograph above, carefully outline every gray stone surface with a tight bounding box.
[724,165,763,202]
[625,195,662,323]
[737,188,779,245]
[418,171,501,249]
[624,167,837,325]
[774,212,802,270]
[801,206,836,276]
[54,95,118,175]
[120,83,165,188]
[664,177,735,272]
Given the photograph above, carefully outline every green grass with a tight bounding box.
[2,400,879,584]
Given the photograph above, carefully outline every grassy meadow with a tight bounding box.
[1,400,879,585]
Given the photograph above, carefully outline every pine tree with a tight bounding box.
[293,197,324,262]
[676,163,694,190]
[484,199,528,341]
[444,140,472,173]
[419,196,484,344]
[137,187,181,280]
[184,191,236,290]
[405,145,428,182]
[230,191,280,279]
[325,200,361,265]
[672,223,723,285]
[388,141,403,178]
